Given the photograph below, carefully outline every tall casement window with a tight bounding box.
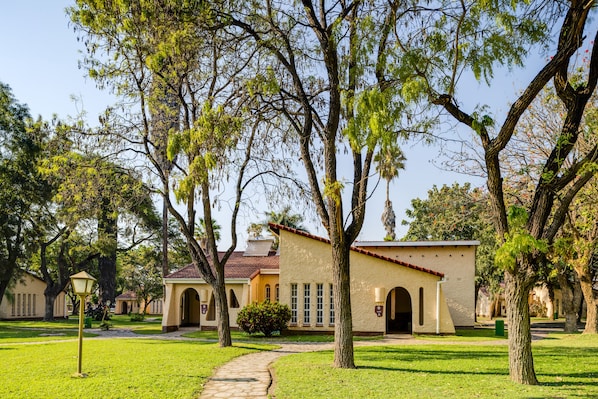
[11,296,15,316]
[21,293,25,316]
[275,284,280,302]
[265,284,271,302]
[207,294,216,321]
[27,293,31,316]
[290,284,298,324]
[229,289,240,308]
[329,284,335,326]
[16,294,21,316]
[419,287,424,326]
[303,283,311,325]
[316,283,324,325]
[33,294,36,316]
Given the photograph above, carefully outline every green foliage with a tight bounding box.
[494,206,548,272]
[402,183,500,291]
[343,88,403,152]
[236,301,292,337]
[129,313,145,322]
[119,246,164,315]
[167,102,242,203]
[0,82,51,302]
[323,179,344,206]
[395,0,548,103]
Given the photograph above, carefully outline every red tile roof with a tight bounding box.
[116,291,137,300]
[165,251,279,280]
[268,223,444,278]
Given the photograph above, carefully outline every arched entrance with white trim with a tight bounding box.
[180,288,201,327]
[386,287,412,333]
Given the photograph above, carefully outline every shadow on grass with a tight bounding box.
[353,345,596,390]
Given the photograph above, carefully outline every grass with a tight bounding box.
[0,338,273,399]
[0,315,164,342]
[271,333,598,399]
[182,329,384,343]
[415,327,508,341]
[2,320,596,398]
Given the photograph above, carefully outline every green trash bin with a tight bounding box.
[84,317,92,329]
[495,319,504,336]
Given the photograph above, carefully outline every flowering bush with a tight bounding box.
[236,301,291,337]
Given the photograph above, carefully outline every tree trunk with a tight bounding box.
[44,290,57,321]
[547,284,555,320]
[162,193,169,278]
[504,270,538,385]
[0,278,9,308]
[580,274,598,334]
[557,272,578,333]
[331,242,355,368]
[213,270,232,347]
[98,200,118,304]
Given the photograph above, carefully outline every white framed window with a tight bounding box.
[27,294,31,316]
[21,293,26,316]
[33,294,36,316]
[17,294,20,316]
[275,284,279,302]
[329,284,335,326]
[316,283,324,325]
[303,284,311,325]
[290,284,298,324]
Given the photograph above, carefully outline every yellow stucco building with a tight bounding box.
[161,224,478,334]
[0,271,67,320]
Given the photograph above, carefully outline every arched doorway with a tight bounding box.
[386,287,412,333]
[180,288,201,327]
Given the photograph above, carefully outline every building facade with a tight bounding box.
[0,271,67,320]
[161,224,478,334]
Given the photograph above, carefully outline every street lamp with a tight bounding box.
[70,271,96,378]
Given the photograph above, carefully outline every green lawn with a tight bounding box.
[0,338,272,399]
[0,315,164,342]
[2,321,597,399]
[182,329,383,343]
[271,334,598,399]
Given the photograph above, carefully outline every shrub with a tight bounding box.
[129,312,145,322]
[236,301,291,337]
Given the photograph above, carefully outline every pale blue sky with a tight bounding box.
[3,1,556,247]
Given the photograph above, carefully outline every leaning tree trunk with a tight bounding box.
[212,265,232,347]
[331,240,355,369]
[504,269,538,385]
[579,273,598,334]
[557,271,579,333]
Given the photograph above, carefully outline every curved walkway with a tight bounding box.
[197,329,556,399]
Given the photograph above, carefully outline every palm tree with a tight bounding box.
[195,218,221,250]
[374,144,405,241]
